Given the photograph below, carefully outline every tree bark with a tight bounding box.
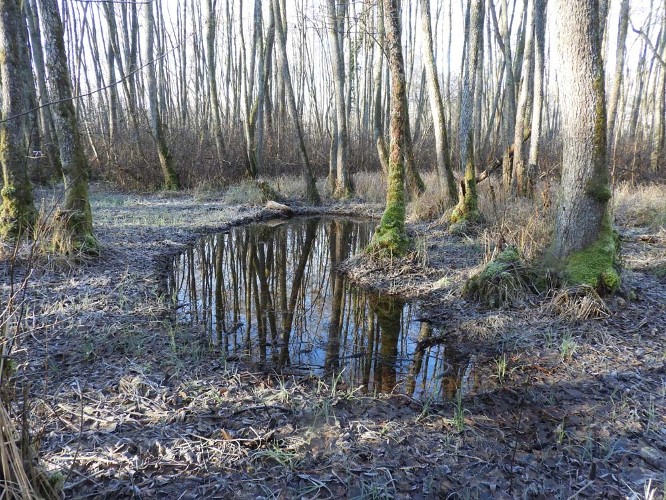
[527,0,546,194]
[513,0,535,194]
[0,0,36,239]
[143,0,180,190]
[451,0,484,224]
[39,0,95,250]
[548,0,619,292]
[326,0,352,199]
[420,0,456,202]
[271,0,320,204]
[368,0,410,256]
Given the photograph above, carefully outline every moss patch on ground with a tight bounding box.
[463,247,531,307]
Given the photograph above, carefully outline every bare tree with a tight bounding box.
[513,0,535,194]
[270,0,320,204]
[326,0,352,198]
[606,0,629,167]
[527,0,546,194]
[143,0,180,190]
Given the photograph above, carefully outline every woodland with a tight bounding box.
[0,0,665,498]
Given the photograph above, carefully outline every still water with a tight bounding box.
[168,217,475,399]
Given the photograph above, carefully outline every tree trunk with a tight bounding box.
[0,0,36,239]
[39,0,96,250]
[373,1,389,176]
[548,0,619,292]
[271,0,320,204]
[651,0,666,172]
[420,0,456,202]
[24,0,62,180]
[527,0,546,194]
[451,0,484,224]
[368,0,410,256]
[143,0,180,190]
[326,0,352,199]
[513,0,535,194]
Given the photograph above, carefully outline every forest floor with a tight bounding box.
[1,181,665,499]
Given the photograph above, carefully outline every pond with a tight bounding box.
[168,217,476,399]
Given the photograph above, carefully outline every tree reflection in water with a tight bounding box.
[168,217,475,399]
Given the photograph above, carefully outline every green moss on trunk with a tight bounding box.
[450,134,481,225]
[562,219,620,293]
[0,185,36,239]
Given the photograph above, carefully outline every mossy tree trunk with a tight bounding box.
[40,0,96,250]
[0,0,36,239]
[143,0,180,190]
[367,0,410,257]
[548,0,619,292]
[451,0,484,225]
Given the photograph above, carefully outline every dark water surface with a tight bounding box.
[168,217,475,399]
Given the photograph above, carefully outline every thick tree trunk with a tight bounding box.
[549,0,619,292]
[0,0,36,239]
[39,0,95,250]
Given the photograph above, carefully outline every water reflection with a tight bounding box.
[168,217,476,399]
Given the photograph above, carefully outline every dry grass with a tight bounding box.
[548,285,611,321]
[222,180,268,205]
[350,171,387,204]
[478,182,556,262]
[613,182,666,229]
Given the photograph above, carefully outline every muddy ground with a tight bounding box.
[1,185,665,499]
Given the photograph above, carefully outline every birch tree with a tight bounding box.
[0,0,36,239]
[547,0,619,292]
